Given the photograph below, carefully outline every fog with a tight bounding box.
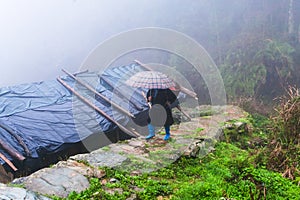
[3,0,297,98]
[0,0,175,87]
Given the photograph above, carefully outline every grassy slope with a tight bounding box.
[53,114,300,200]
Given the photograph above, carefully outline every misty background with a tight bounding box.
[0,0,169,87]
[1,0,300,111]
[1,0,203,87]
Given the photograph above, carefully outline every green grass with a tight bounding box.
[52,142,299,200]
[101,146,111,151]
[52,115,300,200]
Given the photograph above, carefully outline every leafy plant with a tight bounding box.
[264,86,300,180]
[220,39,295,104]
[272,86,300,145]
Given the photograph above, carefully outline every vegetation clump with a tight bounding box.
[263,86,300,181]
[272,86,300,145]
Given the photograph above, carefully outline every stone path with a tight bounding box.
[1,105,247,199]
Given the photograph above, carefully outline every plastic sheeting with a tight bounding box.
[0,63,148,167]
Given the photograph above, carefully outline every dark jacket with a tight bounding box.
[147,89,177,126]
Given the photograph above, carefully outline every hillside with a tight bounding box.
[1,105,299,199]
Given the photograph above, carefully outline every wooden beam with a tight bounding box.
[100,75,144,111]
[175,105,192,121]
[57,77,140,138]
[0,152,18,171]
[0,138,25,161]
[0,123,31,156]
[62,69,135,118]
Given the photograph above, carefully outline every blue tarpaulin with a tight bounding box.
[0,63,148,171]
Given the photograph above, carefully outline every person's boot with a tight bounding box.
[164,133,170,140]
[146,124,155,140]
[164,125,171,140]
[146,133,155,140]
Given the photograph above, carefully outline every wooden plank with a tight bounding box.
[62,69,135,118]
[0,123,31,156]
[0,138,25,161]
[100,75,144,111]
[175,105,192,121]
[57,77,140,138]
[0,152,18,171]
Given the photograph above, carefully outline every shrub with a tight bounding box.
[272,86,300,145]
[266,86,300,181]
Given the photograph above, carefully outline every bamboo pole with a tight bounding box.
[100,75,144,111]
[175,106,192,121]
[0,152,18,171]
[0,138,25,161]
[62,69,135,118]
[0,124,30,156]
[134,60,198,99]
[57,77,140,138]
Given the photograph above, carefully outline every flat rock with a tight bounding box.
[0,183,51,200]
[19,167,90,198]
[128,139,145,147]
[72,152,129,168]
[56,159,106,179]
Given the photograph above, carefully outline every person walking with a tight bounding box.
[146,88,178,140]
[125,70,179,140]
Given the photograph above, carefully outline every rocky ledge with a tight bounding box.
[0,105,247,199]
